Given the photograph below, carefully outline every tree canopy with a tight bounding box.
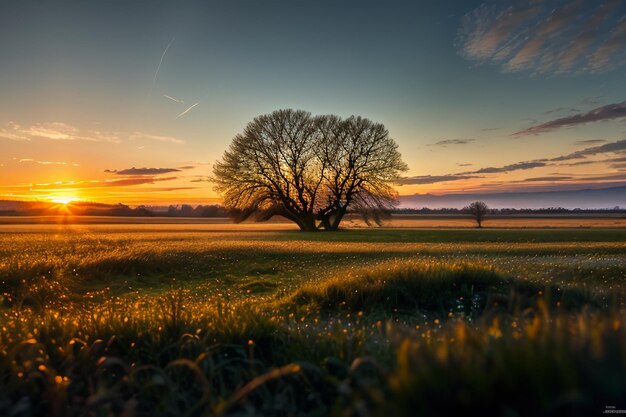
[212,109,408,231]
[464,200,489,228]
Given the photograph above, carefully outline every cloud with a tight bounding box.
[177,102,199,118]
[400,157,552,186]
[105,167,182,175]
[0,121,121,143]
[579,172,626,182]
[397,174,480,185]
[151,187,198,192]
[468,161,546,174]
[154,38,175,83]
[85,130,122,143]
[189,176,213,183]
[101,177,176,187]
[0,122,31,141]
[19,158,79,166]
[578,96,604,107]
[574,139,608,145]
[24,122,81,140]
[26,176,178,190]
[549,139,626,161]
[558,160,597,166]
[518,176,573,182]
[458,0,626,74]
[429,139,475,147]
[164,94,185,104]
[588,15,626,72]
[129,131,184,144]
[397,140,626,188]
[513,101,626,136]
[543,107,578,115]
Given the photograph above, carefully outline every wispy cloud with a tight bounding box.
[578,96,604,107]
[189,176,213,183]
[574,139,608,146]
[153,38,175,83]
[458,0,626,74]
[105,167,181,175]
[19,158,79,166]
[164,94,185,104]
[176,102,199,118]
[398,139,626,187]
[25,122,81,140]
[588,15,626,72]
[397,174,480,185]
[558,160,597,167]
[0,122,31,142]
[429,139,475,147]
[467,161,546,174]
[129,131,184,144]
[513,101,626,136]
[517,175,574,182]
[0,121,121,143]
[2,122,184,145]
[23,176,178,190]
[549,139,626,161]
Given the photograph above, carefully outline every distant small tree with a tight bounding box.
[464,201,488,228]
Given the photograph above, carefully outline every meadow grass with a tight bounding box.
[0,225,625,416]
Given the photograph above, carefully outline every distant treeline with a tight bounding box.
[392,207,626,214]
[0,202,229,217]
[162,204,229,217]
[0,200,624,217]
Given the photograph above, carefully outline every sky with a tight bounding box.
[0,0,625,205]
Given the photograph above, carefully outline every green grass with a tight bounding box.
[1,225,625,416]
[269,227,626,243]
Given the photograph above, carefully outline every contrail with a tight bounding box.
[153,37,175,83]
[164,94,185,104]
[177,102,199,118]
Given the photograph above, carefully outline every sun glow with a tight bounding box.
[49,196,76,205]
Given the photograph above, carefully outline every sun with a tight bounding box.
[49,196,76,205]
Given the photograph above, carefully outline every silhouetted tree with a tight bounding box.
[212,109,407,231]
[315,115,407,230]
[464,200,489,228]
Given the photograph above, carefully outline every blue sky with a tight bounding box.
[0,0,625,204]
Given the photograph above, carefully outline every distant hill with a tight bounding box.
[398,185,626,209]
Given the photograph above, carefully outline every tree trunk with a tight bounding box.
[319,214,332,231]
[327,207,346,231]
[297,213,319,232]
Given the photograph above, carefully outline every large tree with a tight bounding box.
[212,109,407,231]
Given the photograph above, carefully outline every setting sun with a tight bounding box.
[49,196,76,205]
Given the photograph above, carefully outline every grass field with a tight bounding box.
[1,219,625,416]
